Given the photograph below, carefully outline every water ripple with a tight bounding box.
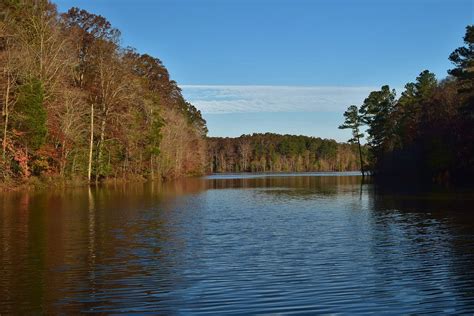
[1,176,474,314]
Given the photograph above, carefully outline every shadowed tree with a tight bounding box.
[396,70,437,147]
[13,79,46,151]
[339,105,365,176]
[448,25,474,181]
[360,85,397,160]
[448,25,474,117]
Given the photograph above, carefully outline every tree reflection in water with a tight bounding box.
[1,174,473,314]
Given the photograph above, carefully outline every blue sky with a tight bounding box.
[56,0,473,141]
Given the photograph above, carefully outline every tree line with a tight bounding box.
[339,25,473,185]
[0,0,208,185]
[208,133,366,173]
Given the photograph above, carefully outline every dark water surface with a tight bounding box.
[1,173,474,314]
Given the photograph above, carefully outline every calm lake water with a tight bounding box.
[1,173,474,314]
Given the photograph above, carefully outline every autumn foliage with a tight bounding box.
[0,0,207,183]
[208,133,365,173]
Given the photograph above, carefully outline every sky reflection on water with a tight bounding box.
[1,174,474,314]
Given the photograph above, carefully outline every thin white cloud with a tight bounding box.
[181,85,377,114]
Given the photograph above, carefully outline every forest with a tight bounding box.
[208,133,366,173]
[1,0,472,186]
[339,25,473,185]
[0,0,208,185]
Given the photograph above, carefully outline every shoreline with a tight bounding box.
[0,171,366,192]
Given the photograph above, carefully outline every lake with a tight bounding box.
[1,173,474,314]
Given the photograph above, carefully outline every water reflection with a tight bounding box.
[1,174,473,314]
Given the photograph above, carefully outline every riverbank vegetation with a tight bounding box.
[340,25,473,185]
[0,1,208,186]
[207,133,366,173]
[2,1,471,188]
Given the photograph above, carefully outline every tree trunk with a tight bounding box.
[96,113,107,183]
[150,155,154,179]
[60,139,66,177]
[357,136,365,177]
[87,103,94,182]
[3,75,11,161]
[72,152,77,176]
